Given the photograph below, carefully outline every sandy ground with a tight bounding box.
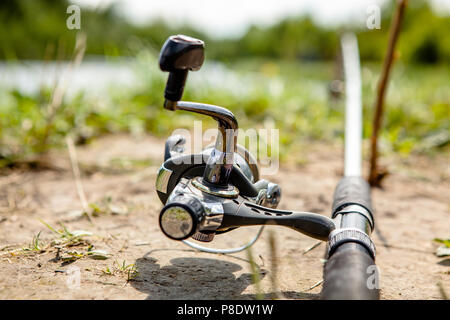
[0,134,448,300]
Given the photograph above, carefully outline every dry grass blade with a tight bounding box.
[307,279,324,291]
[246,246,264,300]
[438,282,448,300]
[27,231,45,252]
[268,231,281,299]
[41,33,87,148]
[66,135,92,223]
[303,241,322,255]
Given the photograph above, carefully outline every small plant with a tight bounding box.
[36,220,109,262]
[434,238,450,247]
[23,231,46,252]
[86,249,110,260]
[116,260,139,281]
[126,265,139,281]
[102,260,139,281]
[40,220,92,247]
[434,238,450,257]
[88,200,129,217]
[102,266,113,275]
[62,250,85,262]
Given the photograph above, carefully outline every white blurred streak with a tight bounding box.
[70,0,392,37]
[341,33,362,177]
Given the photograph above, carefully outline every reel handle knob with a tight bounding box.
[159,35,205,103]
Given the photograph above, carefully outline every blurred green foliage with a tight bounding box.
[0,0,449,64]
[0,0,449,167]
[0,0,205,60]
[1,50,448,167]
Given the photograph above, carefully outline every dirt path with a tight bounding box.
[0,134,448,299]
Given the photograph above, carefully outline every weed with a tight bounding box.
[40,220,92,247]
[246,246,264,300]
[23,231,45,252]
[102,260,138,281]
[34,220,109,262]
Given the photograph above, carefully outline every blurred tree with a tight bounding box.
[358,0,450,64]
[0,0,448,64]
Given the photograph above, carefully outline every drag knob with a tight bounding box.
[159,195,204,240]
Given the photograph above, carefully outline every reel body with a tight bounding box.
[156,137,281,243]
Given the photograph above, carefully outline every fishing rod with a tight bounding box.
[321,33,379,300]
[154,34,379,300]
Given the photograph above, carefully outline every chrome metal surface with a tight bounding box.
[167,177,226,234]
[155,165,173,193]
[202,148,235,186]
[191,177,239,198]
[175,101,238,133]
[251,180,282,208]
[199,201,224,232]
[335,204,374,231]
[339,213,371,235]
[202,144,258,183]
[265,182,282,208]
[255,189,268,206]
[167,101,238,186]
[165,134,186,159]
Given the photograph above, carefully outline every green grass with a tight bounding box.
[0,50,448,168]
[24,231,45,252]
[22,220,111,261]
[102,260,138,281]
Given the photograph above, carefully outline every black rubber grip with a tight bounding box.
[221,201,335,241]
[321,243,380,300]
[164,70,188,101]
[332,176,373,216]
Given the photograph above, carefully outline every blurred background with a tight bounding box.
[0,0,449,167]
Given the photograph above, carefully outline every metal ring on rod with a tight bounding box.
[181,226,265,254]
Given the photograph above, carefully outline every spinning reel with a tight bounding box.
[155,35,335,253]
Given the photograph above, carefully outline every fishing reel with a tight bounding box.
[155,35,334,253]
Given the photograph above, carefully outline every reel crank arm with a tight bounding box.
[220,200,335,241]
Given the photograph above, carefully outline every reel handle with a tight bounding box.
[221,200,335,241]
